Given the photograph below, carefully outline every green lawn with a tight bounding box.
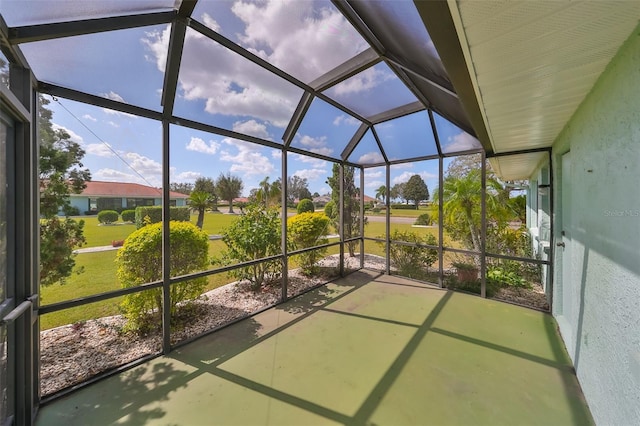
[367,205,436,218]
[77,213,241,248]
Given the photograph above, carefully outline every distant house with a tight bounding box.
[69,181,188,215]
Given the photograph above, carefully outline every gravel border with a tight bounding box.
[40,254,548,396]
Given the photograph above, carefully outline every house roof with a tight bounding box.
[73,181,188,199]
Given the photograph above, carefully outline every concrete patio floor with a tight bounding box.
[36,270,593,425]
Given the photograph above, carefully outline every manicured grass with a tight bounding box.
[78,217,137,247]
[367,206,436,218]
[76,213,240,248]
[77,209,435,248]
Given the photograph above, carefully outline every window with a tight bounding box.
[96,197,122,211]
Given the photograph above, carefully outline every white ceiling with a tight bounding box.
[448,0,640,179]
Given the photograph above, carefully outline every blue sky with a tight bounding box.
[29,0,479,198]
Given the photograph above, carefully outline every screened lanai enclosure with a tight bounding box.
[7,0,640,424]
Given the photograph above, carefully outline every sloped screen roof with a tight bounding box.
[2,0,480,169]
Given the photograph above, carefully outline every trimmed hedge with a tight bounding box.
[97,210,119,224]
[287,212,329,275]
[391,203,419,210]
[134,206,190,228]
[415,213,433,226]
[117,221,209,332]
[296,198,315,214]
[121,209,135,223]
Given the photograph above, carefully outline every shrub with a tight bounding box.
[288,212,330,275]
[134,206,190,228]
[97,210,119,224]
[324,200,336,219]
[372,207,381,214]
[216,204,282,290]
[121,209,135,223]
[65,206,81,216]
[377,230,437,280]
[414,213,432,226]
[296,198,315,214]
[116,221,209,333]
[487,265,531,289]
[391,203,417,210]
[39,217,85,286]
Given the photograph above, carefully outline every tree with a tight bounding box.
[404,175,429,209]
[375,185,387,204]
[194,177,218,211]
[390,182,406,203]
[435,168,511,253]
[326,164,367,256]
[254,176,281,208]
[188,190,212,229]
[287,175,311,204]
[216,172,243,213]
[38,95,91,286]
[169,182,193,195]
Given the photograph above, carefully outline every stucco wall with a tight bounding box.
[551,26,640,425]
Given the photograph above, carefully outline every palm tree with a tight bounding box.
[375,185,387,204]
[256,177,281,208]
[188,190,211,229]
[436,169,511,253]
[216,173,243,214]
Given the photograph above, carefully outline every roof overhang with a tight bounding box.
[417,0,640,179]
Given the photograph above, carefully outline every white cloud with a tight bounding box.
[358,152,384,163]
[331,66,394,96]
[186,136,221,155]
[219,138,276,177]
[82,114,97,122]
[142,27,169,72]
[365,180,384,189]
[293,134,334,157]
[231,0,368,83]
[392,171,437,185]
[333,114,360,126]
[102,91,125,103]
[173,171,201,182]
[85,143,115,157]
[107,121,119,128]
[232,119,271,140]
[93,168,136,182]
[291,153,327,169]
[272,150,282,159]
[143,24,301,128]
[390,162,414,170]
[201,12,221,32]
[51,123,83,145]
[364,170,383,179]
[98,91,137,118]
[310,147,333,157]
[122,152,163,177]
[93,167,161,187]
[298,135,327,148]
[293,168,328,181]
[446,131,480,152]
